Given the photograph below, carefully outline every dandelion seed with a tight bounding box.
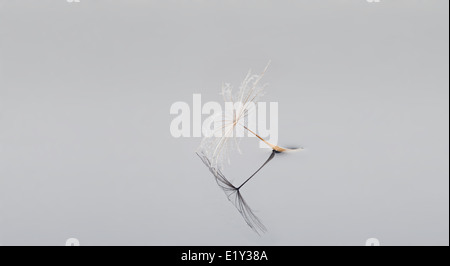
[198,62,299,172]
[197,63,303,234]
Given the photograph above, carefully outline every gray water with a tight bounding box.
[0,0,448,246]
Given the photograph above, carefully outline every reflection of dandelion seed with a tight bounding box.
[197,63,302,234]
[197,151,276,234]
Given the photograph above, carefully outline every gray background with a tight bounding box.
[0,0,448,246]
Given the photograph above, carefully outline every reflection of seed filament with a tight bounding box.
[197,150,277,234]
